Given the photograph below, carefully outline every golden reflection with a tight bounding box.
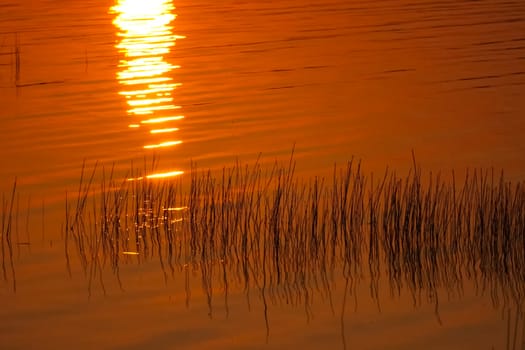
[144,140,182,149]
[111,0,185,178]
[122,251,140,255]
[165,206,188,211]
[150,128,178,134]
[141,116,184,124]
[126,171,185,181]
[146,171,184,179]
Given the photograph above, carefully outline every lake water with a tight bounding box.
[1,0,525,349]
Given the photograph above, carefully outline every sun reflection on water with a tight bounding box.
[111,0,185,179]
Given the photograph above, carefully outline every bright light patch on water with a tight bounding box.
[111,0,183,151]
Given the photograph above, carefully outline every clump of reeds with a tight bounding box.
[65,156,525,318]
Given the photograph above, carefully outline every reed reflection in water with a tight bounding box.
[111,0,185,178]
[64,155,525,347]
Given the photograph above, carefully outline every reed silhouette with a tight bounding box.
[64,155,525,345]
[1,179,18,292]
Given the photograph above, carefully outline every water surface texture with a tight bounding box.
[1,0,525,349]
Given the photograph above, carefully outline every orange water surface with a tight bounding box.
[1,0,525,349]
